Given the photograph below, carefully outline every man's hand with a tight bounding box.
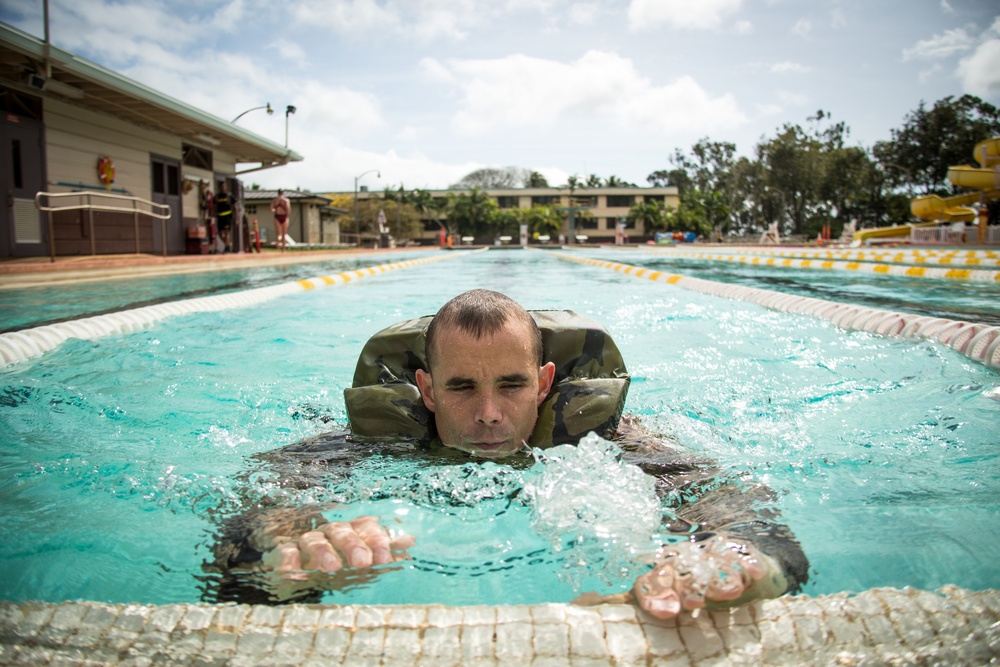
[632,534,787,619]
[262,515,414,580]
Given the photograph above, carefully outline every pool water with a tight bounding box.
[603,248,1000,326]
[0,249,997,605]
[0,251,431,333]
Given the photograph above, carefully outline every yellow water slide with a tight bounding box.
[854,137,1000,243]
[910,136,1000,223]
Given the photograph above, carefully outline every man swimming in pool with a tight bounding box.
[210,290,807,618]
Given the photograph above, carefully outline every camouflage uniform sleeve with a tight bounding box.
[618,433,810,594]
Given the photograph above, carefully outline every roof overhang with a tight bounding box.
[0,22,302,171]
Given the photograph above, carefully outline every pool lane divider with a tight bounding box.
[550,251,1000,370]
[0,251,477,369]
[641,245,1000,267]
[641,248,1000,281]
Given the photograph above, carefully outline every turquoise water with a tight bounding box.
[0,249,998,605]
[607,249,1000,326]
[0,251,431,332]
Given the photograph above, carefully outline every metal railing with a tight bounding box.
[910,223,1000,245]
[34,191,172,262]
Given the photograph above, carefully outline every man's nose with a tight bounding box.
[476,392,503,424]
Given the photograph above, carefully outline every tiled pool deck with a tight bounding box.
[2,586,998,666]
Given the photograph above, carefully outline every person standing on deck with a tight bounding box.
[270,190,291,252]
[214,182,236,253]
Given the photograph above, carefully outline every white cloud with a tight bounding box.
[940,0,954,13]
[771,61,812,74]
[918,63,943,84]
[272,40,307,62]
[292,82,385,135]
[627,0,742,30]
[735,20,754,34]
[568,2,599,25]
[902,27,973,61]
[291,0,400,35]
[397,126,421,142]
[790,19,811,38]
[256,142,480,193]
[436,50,746,135]
[956,39,1000,97]
[419,57,455,83]
[756,103,784,116]
[777,90,809,106]
[290,0,486,42]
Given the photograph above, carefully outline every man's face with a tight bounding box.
[415,320,555,459]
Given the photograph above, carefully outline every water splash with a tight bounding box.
[522,433,663,588]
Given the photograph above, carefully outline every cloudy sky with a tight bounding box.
[2,0,999,192]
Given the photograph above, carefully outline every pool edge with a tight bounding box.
[2,586,997,665]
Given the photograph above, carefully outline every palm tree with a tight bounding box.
[627,200,667,235]
[446,187,498,239]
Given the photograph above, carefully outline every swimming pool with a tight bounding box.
[0,251,433,333]
[1,248,997,606]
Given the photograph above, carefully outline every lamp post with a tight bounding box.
[231,103,273,123]
[354,169,381,245]
[284,105,297,147]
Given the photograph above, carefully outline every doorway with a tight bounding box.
[1,100,46,258]
[151,155,182,254]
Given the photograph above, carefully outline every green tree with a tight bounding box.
[524,171,549,187]
[627,200,668,234]
[445,187,498,238]
[604,175,637,187]
[873,95,1000,195]
[524,205,562,238]
[409,188,448,235]
[646,167,692,195]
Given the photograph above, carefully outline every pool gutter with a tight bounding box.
[1,586,997,665]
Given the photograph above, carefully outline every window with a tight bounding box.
[167,164,179,196]
[571,196,596,208]
[610,217,634,229]
[532,195,560,206]
[11,139,22,189]
[577,216,599,230]
[644,195,665,204]
[182,144,213,170]
[496,196,519,209]
[152,163,164,194]
[606,195,634,208]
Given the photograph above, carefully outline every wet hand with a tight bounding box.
[262,515,415,579]
[632,535,785,619]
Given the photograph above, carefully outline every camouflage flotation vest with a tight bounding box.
[344,310,630,446]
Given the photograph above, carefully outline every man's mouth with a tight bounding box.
[470,441,507,450]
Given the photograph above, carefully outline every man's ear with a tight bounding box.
[415,368,436,412]
[536,361,556,407]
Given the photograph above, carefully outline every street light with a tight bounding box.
[231,103,273,123]
[284,105,297,147]
[354,169,381,245]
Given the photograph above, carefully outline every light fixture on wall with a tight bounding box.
[231,103,273,123]
[285,105,297,148]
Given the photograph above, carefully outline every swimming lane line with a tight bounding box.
[550,251,1000,371]
[637,247,1000,280]
[634,244,1000,267]
[0,252,474,369]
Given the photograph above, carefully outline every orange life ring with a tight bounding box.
[97,156,115,187]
